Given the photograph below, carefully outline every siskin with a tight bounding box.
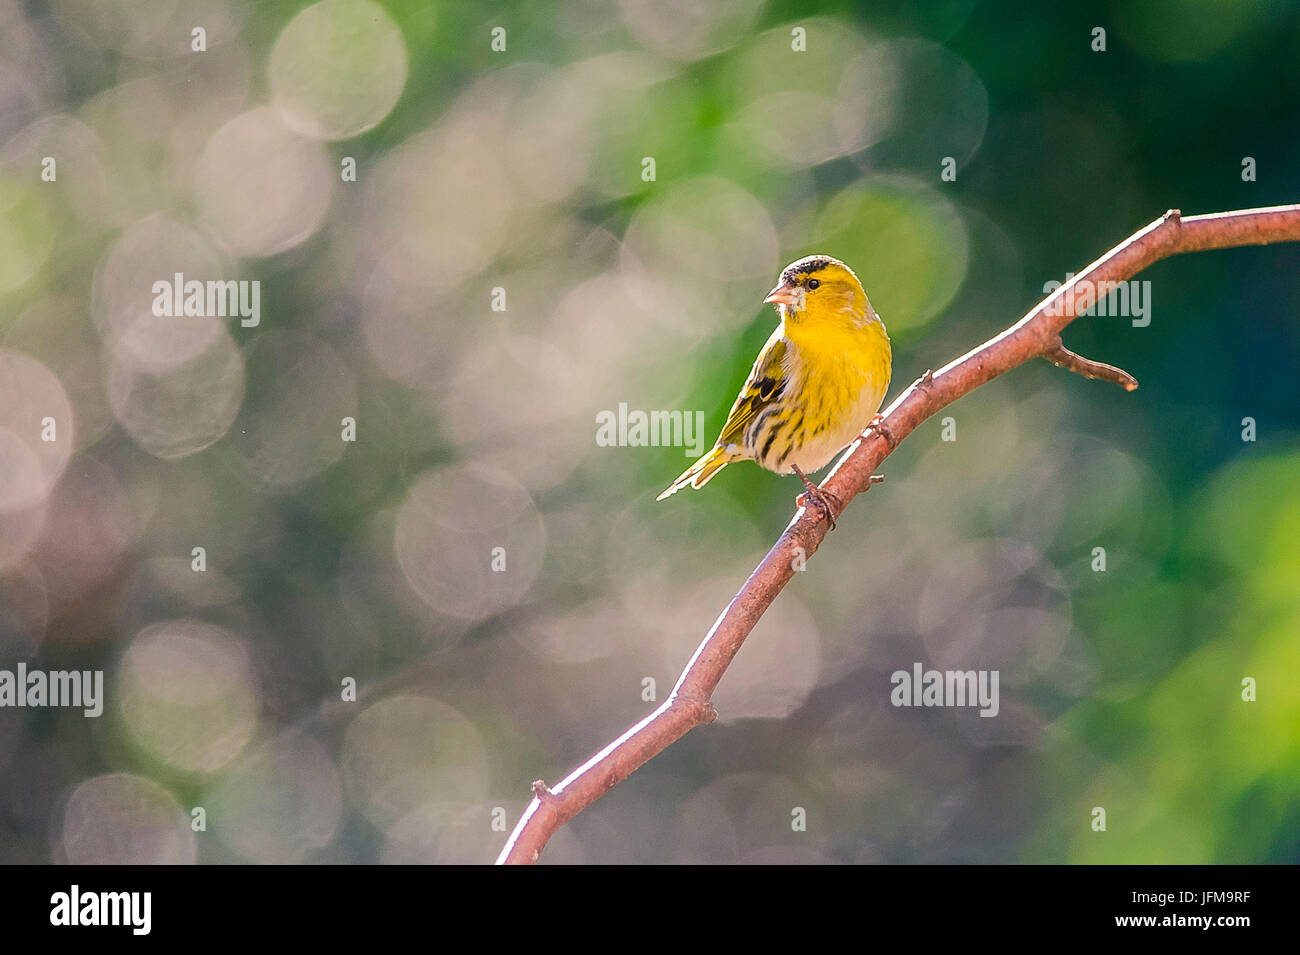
[657,255,892,526]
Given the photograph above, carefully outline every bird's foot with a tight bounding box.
[796,487,843,529]
[792,464,842,529]
[864,413,895,449]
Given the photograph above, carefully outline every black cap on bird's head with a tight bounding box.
[780,255,837,286]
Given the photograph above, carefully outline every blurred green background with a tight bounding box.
[0,0,1297,864]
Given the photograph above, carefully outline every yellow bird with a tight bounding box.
[656,255,892,526]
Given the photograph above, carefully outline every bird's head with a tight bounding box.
[764,255,872,325]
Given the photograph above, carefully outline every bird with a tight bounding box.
[656,254,892,527]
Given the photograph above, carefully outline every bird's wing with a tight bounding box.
[715,327,789,453]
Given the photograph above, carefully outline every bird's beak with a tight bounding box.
[764,282,799,308]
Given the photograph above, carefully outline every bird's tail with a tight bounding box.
[656,445,733,501]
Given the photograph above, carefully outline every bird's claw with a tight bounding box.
[796,487,843,530]
[791,463,842,529]
[864,412,895,449]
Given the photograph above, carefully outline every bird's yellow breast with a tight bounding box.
[765,314,891,474]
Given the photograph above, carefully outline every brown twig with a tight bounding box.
[1044,341,1140,391]
[495,204,1300,864]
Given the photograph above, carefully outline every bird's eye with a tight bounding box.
[807,278,820,290]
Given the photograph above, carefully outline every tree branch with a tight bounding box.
[495,204,1300,864]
